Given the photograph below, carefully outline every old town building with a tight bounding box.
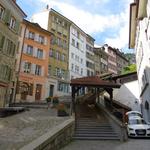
[31,7,71,96]
[0,0,26,107]
[86,35,95,76]
[129,0,150,122]
[94,47,108,75]
[16,19,51,102]
[116,49,129,75]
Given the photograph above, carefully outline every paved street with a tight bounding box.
[0,108,70,150]
[61,139,150,150]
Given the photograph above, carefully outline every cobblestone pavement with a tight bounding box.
[0,108,70,150]
[61,139,150,150]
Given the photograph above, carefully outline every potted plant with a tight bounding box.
[52,96,59,107]
[46,97,52,109]
[57,103,68,116]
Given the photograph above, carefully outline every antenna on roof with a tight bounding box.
[46,4,49,10]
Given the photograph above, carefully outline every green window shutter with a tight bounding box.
[0,33,5,50]
[15,20,20,34]
[3,9,11,25]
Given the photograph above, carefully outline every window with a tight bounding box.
[71,53,74,59]
[56,51,61,60]
[72,38,75,46]
[71,64,74,71]
[38,35,44,44]
[37,49,43,59]
[76,42,79,49]
[9,17,16,30]
[61,54,66,61]
[0,5,5,20]
[6,39,15,56]
[35,65,41,75]
[0,64,11,81]
[81,68,83,75]
[49,49,54,57]
[26,45,33,55]
[28,31,35,40]
[24,62,31,73]
[0,32,5,50]
[48,65,51,76]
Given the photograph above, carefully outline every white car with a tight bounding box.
[126,111,142,119]
[127,117,150,137]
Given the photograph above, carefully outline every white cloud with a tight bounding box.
[104,0,133,49]
[35,0,133,49]
[39,0,121,34]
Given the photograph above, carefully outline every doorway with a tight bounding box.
[35,84,42,101]
[49,84,54,97]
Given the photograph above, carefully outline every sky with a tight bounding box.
[17,0,134,53]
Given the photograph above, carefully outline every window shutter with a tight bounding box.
[25,29,29,38]
[3,9,11,25]
[44,37,47,45]
[41,67,44,76]
[33,47,37,57]
[34,33,39,42]
[20,61,25,72]
[15,20,20,34]
[23,44,27,53]
[31,64,36,74]
[43,51,45,59]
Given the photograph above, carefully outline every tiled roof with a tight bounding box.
[70,76,121,88]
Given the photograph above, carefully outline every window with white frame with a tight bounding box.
[24,62,31,73]
[26,45,33,55]
[72,38,75,46]
[35,65,41,75]
[61,54,65,61]
[37,48,43,59]
[71,53,74,59]
[0,5,5,20]
[38,35,44,44]
[28,31,35,40]
[9,17,16,30]
[71,64,74,71]
[48,65,51,76]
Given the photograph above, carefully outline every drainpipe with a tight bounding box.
[13,24,27,104]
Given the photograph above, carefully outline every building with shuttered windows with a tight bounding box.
[16,19,51,102]
[0,0,26,107]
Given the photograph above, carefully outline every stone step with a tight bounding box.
[73,136,120,140]
[74,133,118,137]
[75,131,118,135]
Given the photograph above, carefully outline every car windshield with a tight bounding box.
[128,119,146,125]
[128,113,142,118]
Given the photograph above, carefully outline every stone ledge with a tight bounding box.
[20,118,75,150]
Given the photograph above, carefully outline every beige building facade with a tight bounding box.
[0,0,26,107]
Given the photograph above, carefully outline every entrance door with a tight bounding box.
[49,84,54,97]
[35,84,42,101]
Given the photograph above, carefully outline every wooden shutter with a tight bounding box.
[33,47,37,57]
[25,29,29,38]
[3,9,11,25]
[31,64,36,74]
[23,44,27,53]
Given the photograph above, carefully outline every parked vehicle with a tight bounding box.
[126,117,150,137]
[125,111,142,122]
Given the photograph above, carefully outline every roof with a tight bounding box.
[23,19,52,35]
[111,71,137,80]
[70,76,121,88]
[12,0,27,17]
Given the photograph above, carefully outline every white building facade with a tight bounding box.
[129,0,150,123]
[69,24,87,80]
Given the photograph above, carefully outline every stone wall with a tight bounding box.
[20,118,75,150]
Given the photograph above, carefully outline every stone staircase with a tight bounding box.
[73,104,119,140]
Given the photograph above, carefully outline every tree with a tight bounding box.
[121,64,136,75]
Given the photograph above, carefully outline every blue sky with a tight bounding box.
[17,0,134,53]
